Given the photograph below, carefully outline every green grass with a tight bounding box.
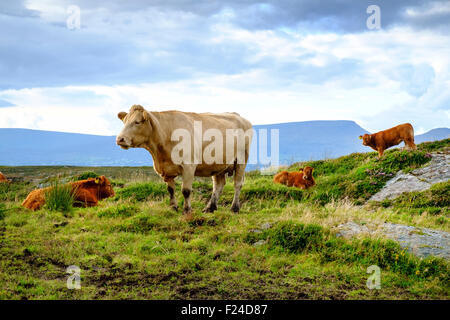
[75,171,99,181]
[0,139,448,300]
[246,221,448,281]
[44,179,76,213]
[288,148,435,205]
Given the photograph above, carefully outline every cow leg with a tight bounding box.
[74,189,98,207]
[231,164,245,213]
[181,167,195,215]
[165,178,178,211]
[377,148,384,159]
[203,174,226,213]
[405,139,416,150]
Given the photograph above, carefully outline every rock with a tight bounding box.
[253,240,267,247]
[370,152,449,201]
[336,221,450,260]
[335,221,370,238]
[382,223,450,260]
[261,223,272,230]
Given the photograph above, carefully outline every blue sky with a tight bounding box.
[0,0,449,135]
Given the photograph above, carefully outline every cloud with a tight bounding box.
[0,98,15,107]
[0,0,449,136]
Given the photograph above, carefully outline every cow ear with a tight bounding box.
[94,178,100,184]
[118,112,127,121]
[359,135,363,140]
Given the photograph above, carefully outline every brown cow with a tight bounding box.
[273,166,316,189]
[359,123,416,158]
[22,176,115,211]
[0,171,9,183]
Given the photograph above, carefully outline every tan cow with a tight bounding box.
[116,105,253,215]
[359,123,416,158]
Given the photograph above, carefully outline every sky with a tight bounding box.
[0,0,449,135]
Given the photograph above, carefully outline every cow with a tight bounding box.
[116,104,253,215]
[22,176,115,211]
[0,171,9,183]
[273,166,316,189]
[359,123,416,158]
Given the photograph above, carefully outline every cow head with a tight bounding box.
[302,166,314,181]
[359,134,372,146]
[78,176,115,199]
[116,105,153,149]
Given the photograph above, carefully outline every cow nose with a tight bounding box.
[116,136,125,145]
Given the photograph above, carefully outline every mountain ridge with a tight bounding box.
[0,121,448,167]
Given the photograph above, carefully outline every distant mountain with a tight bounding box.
[0,128,150,166]
[0,123,448,167]
[253,120,369,166]
[415,128,450,143]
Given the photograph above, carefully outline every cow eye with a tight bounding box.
[135,120,141,125]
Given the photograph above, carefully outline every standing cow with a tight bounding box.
[116,105,253,215]
[359,123,416,158]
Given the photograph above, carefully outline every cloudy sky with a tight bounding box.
[0,0,449,135]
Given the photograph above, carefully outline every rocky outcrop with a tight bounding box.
[336,221,450,260]
[370,152,449,201]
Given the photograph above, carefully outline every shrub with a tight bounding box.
[45,179,76,213]
[267,222,324,253]
[76,171,99,180]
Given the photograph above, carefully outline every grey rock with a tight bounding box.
[370,152,449,201]
[253,240,267,247]
[335,221,370,238]
[382,223,450,260]
[261,223,272,230]
[336,221,450,260]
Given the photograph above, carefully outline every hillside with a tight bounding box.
[0,122,448,167]
[0,139,448,299]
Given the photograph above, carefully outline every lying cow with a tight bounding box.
[273,166,316,189]
[0,171,10,183]
[359,123,416,158]
[22,176,115,211]
[116,105,253,214]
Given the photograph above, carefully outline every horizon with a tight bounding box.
[0,1,449,135]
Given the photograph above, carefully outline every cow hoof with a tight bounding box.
[231,203,240,213]
[171,205,178,212]
[202,203,217,213]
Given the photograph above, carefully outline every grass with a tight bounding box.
[0,139,448,299]
[44,179,76,213]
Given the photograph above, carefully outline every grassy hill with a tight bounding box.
[0,139,448,299]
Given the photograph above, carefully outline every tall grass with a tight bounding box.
[44,179,76,213]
